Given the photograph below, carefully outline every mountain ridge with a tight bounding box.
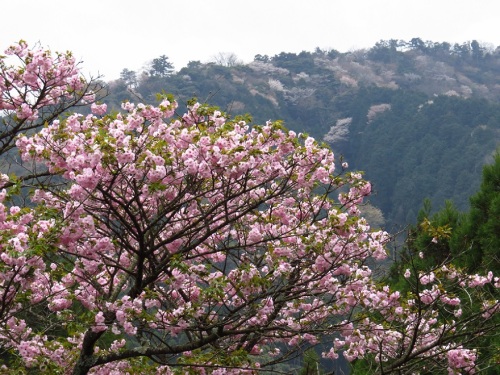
[105,38,500,229]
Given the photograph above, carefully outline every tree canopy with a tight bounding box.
[149,55,174,77]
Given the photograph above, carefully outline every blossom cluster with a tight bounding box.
[0,41,87,122]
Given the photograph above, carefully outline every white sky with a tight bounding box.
[1,0,499,80]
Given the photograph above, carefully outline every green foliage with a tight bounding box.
[119,68,137,87]
[299,348,324,375]
[343,90,500,229]
[453,152,500,274]
[176,348,252,374]
[384,155,500,374]
[149,55,174,77]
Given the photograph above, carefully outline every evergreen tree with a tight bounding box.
[381,154,500,374]
[299,348,323,375]
[149,55,174,77]
[453,153,500,274]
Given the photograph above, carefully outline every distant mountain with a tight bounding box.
[105,39,500,230]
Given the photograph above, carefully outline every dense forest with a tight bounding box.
[106,38,500,231]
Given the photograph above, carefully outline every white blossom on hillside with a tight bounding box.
[324,117,352,144]
[339,75,358,87]
[367,103,391,123]
[283,87,316,104]
[293,72,310,82]
[268,78,285,92]
[248,61,290,75]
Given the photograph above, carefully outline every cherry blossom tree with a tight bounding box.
[0,41,498,374]
[0,40,102,188]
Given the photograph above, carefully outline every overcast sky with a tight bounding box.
[1,0,499,80]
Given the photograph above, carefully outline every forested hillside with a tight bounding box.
[106,38,500,230]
